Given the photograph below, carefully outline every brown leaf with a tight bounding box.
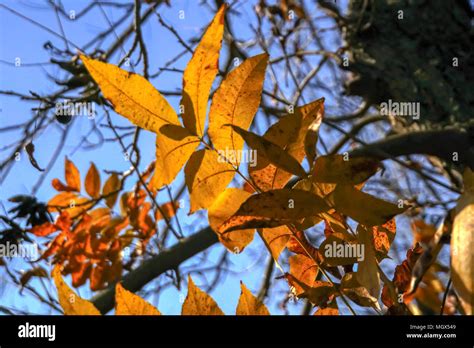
[286,274,335,307]
[218,189,329,233]
[372,218,396,260]
[312,155,379,184]
[340,272,380,310]
[314,300,338,315]
[25,142,44,171]
[229,125,306,177]
[381,243,423,309]
[20,267,47,287]
[328,184,406,227]
[249,98,324,191]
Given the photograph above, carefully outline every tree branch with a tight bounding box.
[91,227,218,314]
[349,129,474,169]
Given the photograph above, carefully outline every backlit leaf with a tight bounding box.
[218,189,329,233]
[208,53,268,165]
[182,276,224,315]
[115,283,161,315]
[286,274,335,307]
[288,254,318,296]
[81,55,179,133]
[356,225,381,299]
[328,184,406,226]
[312,155,379,184]
[341,272,380,310]
[258,226,292,261]
[181,4,226,136]
[372,218,396,260]
[185,149,236,213]
[230,125,306,178]
[249,98,324,191]
[85,163,101,199]
[52,265,100,315]
[102,173,120,208]
[152,126,200,189]
[208,188,254,253]
[65,157,81,192]
[236,282,269,315]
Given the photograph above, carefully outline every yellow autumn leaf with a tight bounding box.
[181,4,226,136]
[328,184,406,227]
[356,225,381,299]
[65,157,81,192]
[102,173,121,208]
[52,265,100,315]
[229,125,306,177]
[208,188,255,253]
[115,283,161,315]
[249,98,324,191]
[208,53,268,165]
[82,55,197,189]
[312,155,379,184]
[152,125,200,189]
[185,149,236,213]
[81,55,180,133]
[236,282,270,315]
[182,276,224,315]
[451,168,474,315]
[218,189,329,233]
[85,162,101,199]
[258,226,292,262]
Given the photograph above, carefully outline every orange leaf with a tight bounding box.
[102,173,120,208]
[85,163,101,199]
[65,157,81,192]
[52,178,76,192]
[288,254,318,296]
[30,222,58,237]
[155,201,180,221]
